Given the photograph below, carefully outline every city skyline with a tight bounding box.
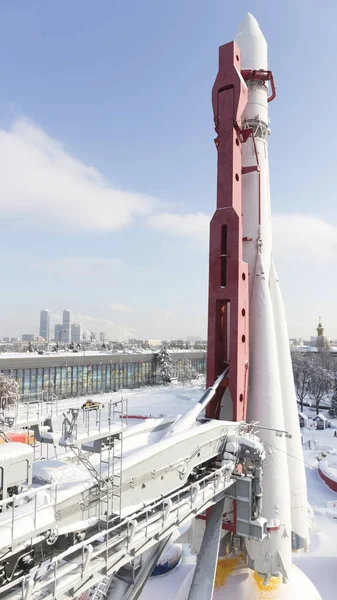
[0,306,332,345]
[0,2,336,340]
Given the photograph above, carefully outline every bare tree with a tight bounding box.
[307,353,332,415]
[292,352,313,412]
[177,358,193,387]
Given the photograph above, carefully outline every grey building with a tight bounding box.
[0,351,207,399]
[62,310,71,344]
[54,324,64,342]
[22,334,35,341]
[71,324,82,343]
[39,309,50,341]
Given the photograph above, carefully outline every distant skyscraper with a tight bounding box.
[71,324,82,344]
[54,324,63,342]
[62,310,71,344]
[39,309,50,341]
[100,332,106,342]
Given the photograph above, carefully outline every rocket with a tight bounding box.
[236,13,309,575]
[204,11,310,588]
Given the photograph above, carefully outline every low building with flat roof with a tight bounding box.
[0,350,206,399]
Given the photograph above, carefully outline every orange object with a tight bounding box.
[0,430,34,445]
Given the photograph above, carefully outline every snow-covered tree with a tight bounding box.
[157,347,173,385]
[177,358,193,387]
[329,385,337,418]
[0,373,19,409]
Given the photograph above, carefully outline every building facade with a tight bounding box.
[54,324,64,342]
[71,324,82,344]
[0,351,206,399]
[22,334,35,341]
[62,310,71,344]
[39,309,50,341]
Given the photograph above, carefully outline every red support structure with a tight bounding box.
[206,42,250,424]
[241,69,276,103]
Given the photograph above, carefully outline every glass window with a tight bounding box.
[97,364,102,392]
[16,369,23,395]
[55,368,61,395]
[43,369,49,392]
[105,364,110,391]
[30,369,37,394]
[37,369,43,393]
[82,366,88,394]
[78,366,83,396]
[67,367,72,395]
[127,362,135,388]
[119,364,125,388]
[91,365,97,393]
[87,365,92,393]
[49,368,55,394]
[23,369,31,394]
[72,366,78,396]
[111,364,116,392]
[61,367,67,396]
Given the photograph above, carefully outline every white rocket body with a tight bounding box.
[235,13,309,577]
[269,260,309,547]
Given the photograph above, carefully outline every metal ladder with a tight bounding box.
[100,398,127,517]
[88,576,112,600]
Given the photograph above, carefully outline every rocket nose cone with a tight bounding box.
[235,13,267,70]
[236,12,261,37]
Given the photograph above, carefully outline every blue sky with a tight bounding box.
[0,0,336,340]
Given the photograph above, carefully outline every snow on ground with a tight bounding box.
[291,422,337,599]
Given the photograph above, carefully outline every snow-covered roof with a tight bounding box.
[313,413,329,421]
[298,411,308,420]
[0,442,33,463]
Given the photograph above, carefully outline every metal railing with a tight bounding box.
[0,392,59,426]
[3,463,234,600]
[0,483,57,548]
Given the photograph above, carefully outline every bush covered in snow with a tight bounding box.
[0,372,19,408]
[156,347,173,385]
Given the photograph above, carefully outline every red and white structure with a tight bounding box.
[203,12,319,598]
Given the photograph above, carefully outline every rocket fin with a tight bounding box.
[269,258,309,547]
[245,252,292,577]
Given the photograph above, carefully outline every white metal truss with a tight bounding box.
[1,464,235,600]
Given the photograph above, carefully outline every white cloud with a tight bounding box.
[0,118,156,232]
[147,211,337,269]
[272,214,337,264]
[147,212,210,245]
[69,312,137,341]
[108,303,133,313]
[32,256,122,275]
